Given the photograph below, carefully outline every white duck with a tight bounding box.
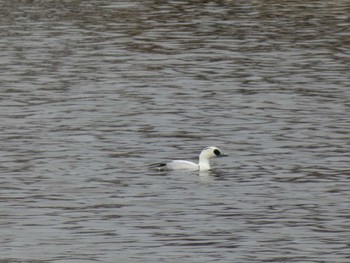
[152,146,227,171]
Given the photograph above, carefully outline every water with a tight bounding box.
[0,0,349,262]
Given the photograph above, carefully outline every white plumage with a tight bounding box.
[152,146,227,171]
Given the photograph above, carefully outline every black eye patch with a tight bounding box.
[214,149,221,156]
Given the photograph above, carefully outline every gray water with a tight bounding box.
[1,1,350,262]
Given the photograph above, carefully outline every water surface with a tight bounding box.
[0,1,349,262]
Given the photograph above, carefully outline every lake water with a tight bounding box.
[0,0,349,262]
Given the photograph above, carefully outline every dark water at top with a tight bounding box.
[0,1,349,262]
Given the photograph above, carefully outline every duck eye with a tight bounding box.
[214,149,221,156]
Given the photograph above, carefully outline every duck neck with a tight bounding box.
[198,156,210,171]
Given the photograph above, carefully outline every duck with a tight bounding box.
[152,146,227,171]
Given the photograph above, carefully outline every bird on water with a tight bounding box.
[152,146,228,171]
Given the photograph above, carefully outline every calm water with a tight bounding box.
[1,0,349,262]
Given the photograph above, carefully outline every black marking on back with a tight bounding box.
[150,163,167,169]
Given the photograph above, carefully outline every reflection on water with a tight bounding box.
[0,0,349,262]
